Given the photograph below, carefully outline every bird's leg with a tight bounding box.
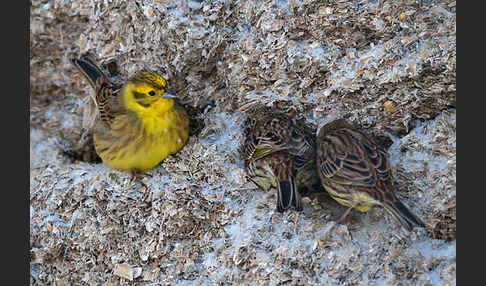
[338,207,353,224]
[131,169,148,190]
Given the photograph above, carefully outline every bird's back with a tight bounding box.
[316,120,396,207]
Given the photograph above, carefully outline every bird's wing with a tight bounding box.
[242,113,292,162]
[242,109,315,175]
[72,53,124,126]
[317,120,391,187]
[94,77,123,126]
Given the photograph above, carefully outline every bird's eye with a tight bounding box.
[148,90,156,96]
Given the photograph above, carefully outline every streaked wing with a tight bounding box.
[317,120,391,187]
[243,111,314,165]
[242,112,292,162]
[72,53,124,127]
[94,77,123,126]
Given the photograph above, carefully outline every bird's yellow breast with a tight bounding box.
[95,104,189,172]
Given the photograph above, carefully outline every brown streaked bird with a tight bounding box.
[241,107,319,212]
[71,53,189,181]
[316,119,426,231]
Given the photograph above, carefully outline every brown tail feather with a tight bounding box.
[276,177,301,212]
[71,54,106,90]
[383,201,426,231]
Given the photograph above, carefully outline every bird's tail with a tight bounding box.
[71,53,108,107]
[383,201,426,231]
[264,151,303,213]
[276,176,302,213]
[71,53,107,88]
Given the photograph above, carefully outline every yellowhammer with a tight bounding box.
[316,119,426,231]
[241,107,318,212]
[71,53,189,176]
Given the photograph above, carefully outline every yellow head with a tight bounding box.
[122,71,177,116]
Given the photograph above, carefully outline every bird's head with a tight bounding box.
[123,71,177,115]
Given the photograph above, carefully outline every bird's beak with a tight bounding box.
[162,88,177,98]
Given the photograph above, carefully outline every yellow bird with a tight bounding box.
[316,119,426,231]
[71,53,189,177]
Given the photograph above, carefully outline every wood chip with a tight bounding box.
[113,263,134,281]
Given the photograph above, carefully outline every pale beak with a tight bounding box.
[162,88,177,98]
